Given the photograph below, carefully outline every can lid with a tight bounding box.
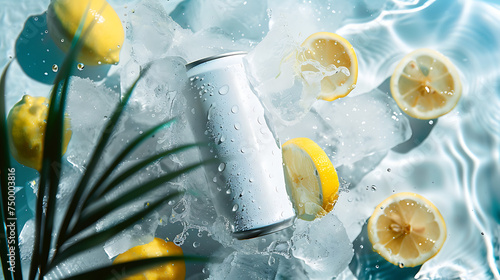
[185,51,248,71]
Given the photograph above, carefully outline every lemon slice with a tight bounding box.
[113,238,186,280]
[282,137,339,220]
[7,95,72,171]
[297,32,358,101]
[367,192,447,268]
[390,48,462,119]
[47,0,125,65]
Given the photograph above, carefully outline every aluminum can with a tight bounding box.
[185,52,295,239]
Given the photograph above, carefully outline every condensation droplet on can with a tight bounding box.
[218,85,229,95]
[218,162,226,172]
[231,105,239,114]
[232,204,239,212]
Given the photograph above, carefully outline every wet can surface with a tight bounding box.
[185,52,295,239]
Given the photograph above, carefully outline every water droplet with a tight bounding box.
[481,232,485,235]
[193,242,200,248]
[213,177,217,183]
[77,63,85,70]
[398,262,405,268]
[232,204,239,211]
[218,135,226,144]
[387,168,391,172]
[219,85,229,95]
[371,185,377,191]
[257,116,265,125]
[226,189,231,194]
[231,105,239,114]
[375,265,380,269]
[429,120,434,125]
[51,64,58,72]
[218,162,226,172]
[268,256,276,266]
[43,72,48,76]
[234,123,241,130]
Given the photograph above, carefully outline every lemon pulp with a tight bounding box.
[297,32,358,101]
[367,192,447,267]
[282,137,339,220]
[7,95,72,171]
[390,48,462,119]
[47,0,125,65]
[113,238,186,280]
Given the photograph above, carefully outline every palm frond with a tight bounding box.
[48,191,183,271]
[55,64,152,254]
[84,142,206,207]
[82,118,178,206]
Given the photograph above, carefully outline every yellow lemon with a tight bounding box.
[297,32,358,101]
[7,95,72,171]
[390,48,462,119]
[47,0,125,65]
[282,137,339,220]
[367,192,447,268]
[113,238,186,280]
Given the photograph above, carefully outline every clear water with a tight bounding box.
[1,0,500,279]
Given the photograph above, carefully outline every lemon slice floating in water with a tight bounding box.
[47,0,125,65]
[297,32,358,101]
[7,95,72,171]
[390,48,462,119]
[282,137,339,220]
[113,238,186,280]
[367,192,447,268]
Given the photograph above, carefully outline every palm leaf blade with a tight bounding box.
[48,191,183,271]
[73,159,213,237]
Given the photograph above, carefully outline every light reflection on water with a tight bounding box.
[1,0,499,279]
[337,0,500,278]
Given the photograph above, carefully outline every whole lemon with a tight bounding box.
[7,95,72,171]
[47,0,125,65]
[113,238,186,280]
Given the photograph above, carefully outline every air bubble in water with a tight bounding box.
[399,262,404,268]
[52,64,58,72]
[77,63,85,70]
[193,242,200,248]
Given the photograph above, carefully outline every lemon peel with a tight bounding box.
[297,32,358,101]
[7,95,72,171]
[113,238,186,280]
[47,0,125,65]
[282,137,339,220]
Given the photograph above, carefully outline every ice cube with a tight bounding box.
[291,213,354,279]
[122,0,187,65]
[170,0,269,41]
[207,251,279,280]
[277,88,411,167]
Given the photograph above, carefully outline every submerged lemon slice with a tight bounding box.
[390,48,462,119]
[282,137,339,220]
[113,238,186,280]
[47,0,125,65]
[297,32,358,101]
[7,95,72,171]
[367,192,447,268]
